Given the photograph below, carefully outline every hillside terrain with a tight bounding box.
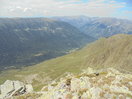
[54,16,132,38]
[0,34,131,91]
[0,18,94,70]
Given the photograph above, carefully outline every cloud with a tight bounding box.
[16,6,22,9]
[124,11,132,14]
[23,8,32,12]
[0,0,128,18]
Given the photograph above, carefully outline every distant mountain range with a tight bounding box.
[0,34,131,90]
[0,18,94,70]
[54,16,132,38]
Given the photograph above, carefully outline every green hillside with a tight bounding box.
[0,34,131,91]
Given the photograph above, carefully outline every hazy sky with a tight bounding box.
[0,0,132,19]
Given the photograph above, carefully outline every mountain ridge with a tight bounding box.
[54,16,132,38]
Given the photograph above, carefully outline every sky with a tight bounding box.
[0,0,132,19]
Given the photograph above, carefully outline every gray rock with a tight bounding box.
[0,80,15,98]
[25,84,33,93]
[0,80,33,99]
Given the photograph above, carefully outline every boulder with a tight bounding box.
[71,78,81,92]
[89,87,103,99]
[0,80,33,99]
[25,84,33,93]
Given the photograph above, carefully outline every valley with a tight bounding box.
[0,18,94,70]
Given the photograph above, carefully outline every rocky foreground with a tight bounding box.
[0,68,132,99]
[39,68,132,99]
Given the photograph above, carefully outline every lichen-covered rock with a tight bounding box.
[38,68,132,99]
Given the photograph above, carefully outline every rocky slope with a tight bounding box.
[39,68,132,99]
[54,16,132,38]
[0,18,94,70]
[1,68,131,99]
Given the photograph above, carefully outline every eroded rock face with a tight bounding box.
[0,80,33,99]
[39,68,132,99]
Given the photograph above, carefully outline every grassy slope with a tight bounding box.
[0,34,132,91]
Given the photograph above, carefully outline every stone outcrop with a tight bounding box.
[39,68,132,99]
[0,80,33,99]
